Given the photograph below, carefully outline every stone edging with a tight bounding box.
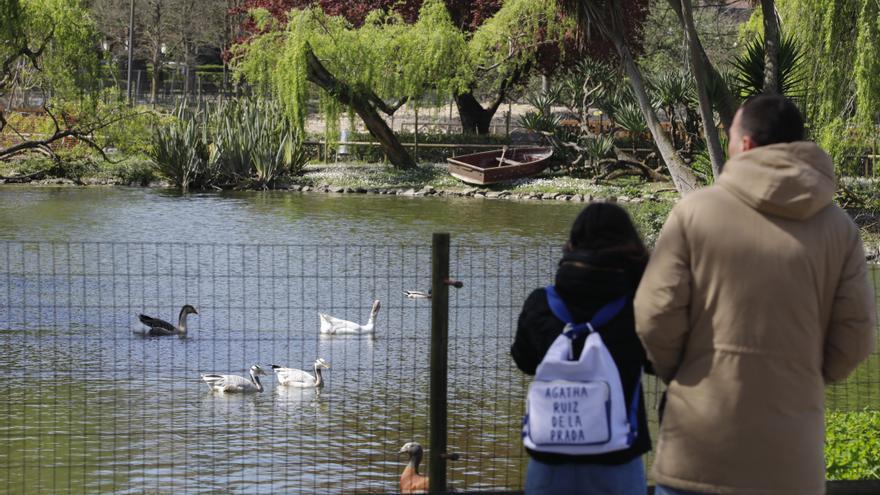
[285,184,663,204]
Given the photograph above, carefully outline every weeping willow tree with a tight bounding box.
[234,0,467,169]
[457,0,570,134]
[776,0,880,168]
[233,0,565,168]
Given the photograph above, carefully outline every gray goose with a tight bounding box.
[137,305,198,337]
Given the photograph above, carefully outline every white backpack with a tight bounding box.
[522,285,641,455]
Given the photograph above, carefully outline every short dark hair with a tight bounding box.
[737,94,805,146]
[567,202,647,258]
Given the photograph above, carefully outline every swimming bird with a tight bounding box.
[201,365,267,393]
[403,290,431,300]
[136,305,198,337]
[399,442,429,494]
[319,300,380,335]
[271,358,330,388]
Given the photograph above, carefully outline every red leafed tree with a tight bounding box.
[230,0,647,134]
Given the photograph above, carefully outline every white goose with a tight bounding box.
[201,365,267,393]
[319,300,380,335]
[403,290,431,300]
[271,358,331,388]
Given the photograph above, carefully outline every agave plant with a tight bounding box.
[612,102,648,154]
[732,33,806,99]
[520,91,563,134]
[579,134,615,174]
[651,71,696,150]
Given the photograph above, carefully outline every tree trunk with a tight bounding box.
[761,0,780,93]
[665,0,738,131]
[680,0,725,177]
[150,49,161,105]
[454,92,494,134]
[611,35,700,194]
[453,63,527,135]
[304,48,415,169]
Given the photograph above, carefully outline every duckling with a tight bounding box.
[399,442,429,494]
[136,305,198,337]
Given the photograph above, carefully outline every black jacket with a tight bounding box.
[511,251,652,465]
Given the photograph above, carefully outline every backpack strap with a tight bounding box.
[626,370,643,445]
[545,285,628,339]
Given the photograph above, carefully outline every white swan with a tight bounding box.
[201,365,267,393]
[403,290,431,300]
[319,300,380,335]
[271,358,330,387]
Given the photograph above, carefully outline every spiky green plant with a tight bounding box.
[150,105,211,190]
[732,33,806,99]
[209,98,309,188]
[651,71,696,150]
[613,102,648,153]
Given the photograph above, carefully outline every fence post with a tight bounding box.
[430,232,450,495]
[414,106,420,163]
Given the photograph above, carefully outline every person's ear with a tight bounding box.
[563,241,573,254]
[741,135,758,152]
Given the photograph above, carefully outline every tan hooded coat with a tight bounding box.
[634,142,877,494]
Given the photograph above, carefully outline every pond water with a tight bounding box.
[0,187,587,494]
[0,187,876,494]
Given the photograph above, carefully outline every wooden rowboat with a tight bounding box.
[446,146,553,186]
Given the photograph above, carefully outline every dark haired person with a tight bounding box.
[635,94,877,495]
[512,202,652,495]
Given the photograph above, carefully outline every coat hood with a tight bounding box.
[718,141,836,220]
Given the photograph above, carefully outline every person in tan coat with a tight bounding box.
[634,94,877,495]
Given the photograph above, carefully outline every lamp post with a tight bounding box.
[126,0,135,105]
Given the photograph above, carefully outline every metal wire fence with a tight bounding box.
[0,241,877,494]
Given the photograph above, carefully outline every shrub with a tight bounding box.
[825,410,880,480]
[149,106,212,190]
[209,98,309,187]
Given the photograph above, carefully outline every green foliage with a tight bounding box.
[777,0,880,167]
[468,0,569,87]
[150,106,212,190]
[853,0,880,126]
[97,102,171,156]
[732,33,806,98]
[614,102,648,137]
[815,118,876,177]
[210,98,308,187]
[106,157,157,186]
[1,0,103,98]
[825,410,880,480]
[519,92,563,133]
[149,99,309,190]
[235,0,471,133]
[650,71,695,113]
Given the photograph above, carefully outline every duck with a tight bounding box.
[201,365,267,393]
[136,305,198,337]
[271,358,330,388]
[319,300,380,335]
[399,442,429,494]
[403,290,431,300]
